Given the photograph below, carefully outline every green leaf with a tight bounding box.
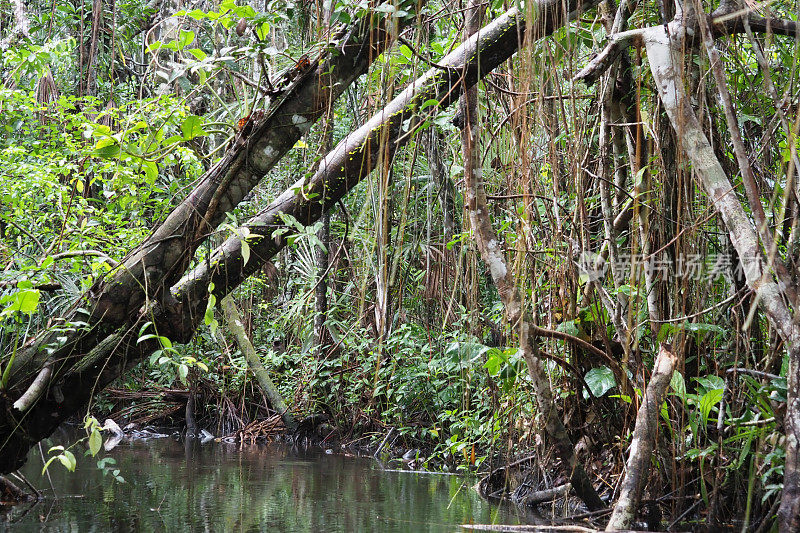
[187,48,207,61]
[178,364,189,384]
[163,134,184,146]
[610,394,632,404]
[256,22,270,41]
[59,450,77,471]
[42,457,58,475]
[695,375,725,393]
[241,240,250,265]
[142,160,158,182]
[177,30,195,49]
[94,137,121,158]
[584,366,616,399]
[146,40,163,53]
[180,115,206,140]
[699,388,724,425]
[556,319,581,338]
[444,341,490,364]
[89,428,102,456]
[670,370,686,400]
[186,9,208,20]
[137,333,158,344]
[483,349,505,376]
[1,288,41,316]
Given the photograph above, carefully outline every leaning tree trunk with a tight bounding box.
[220,295,297,432]
[644,20,800,533]
[459,0,602,509]
[0,0,599,475]
[606,344,677,529]
[0,7,412,474]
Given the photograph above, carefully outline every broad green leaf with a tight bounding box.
[241,240,250,265]
[187,48,207,60]
[483,349,505,376]
[186,9,208,20]
[178,364,189,384]
[584,366,616,399]
[142,160,158,182]
[256,22,270,41]
[89,429,102,456]
[556,319,581,338]
[445,341,489,364]
[670,370,686,400]
[177,30,195,49]
[695,375,725,393]
[699,388,724,425]
[180,115,206,140]
[94,137,121,158]
[1,288,41,316]
[59,451,77,471]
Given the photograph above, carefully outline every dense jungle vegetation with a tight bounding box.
[1,0,799,529]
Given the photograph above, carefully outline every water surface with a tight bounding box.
[6,430,526,532]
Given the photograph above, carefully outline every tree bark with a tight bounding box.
[606,344,677,530]
[220,295,297,432]
[644,22,800,533]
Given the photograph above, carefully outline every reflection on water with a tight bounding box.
[7,430,526,532]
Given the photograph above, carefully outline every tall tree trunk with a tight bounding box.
[459,0,602,511]
[644,22,800,533]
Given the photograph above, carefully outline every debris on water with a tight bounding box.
[200,429,214,443]
[402,449,420,462]
[102,419,123,438]
[102,419,124,451]
[128,428,168,439]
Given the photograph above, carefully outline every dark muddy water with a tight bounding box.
[4,430,528,532]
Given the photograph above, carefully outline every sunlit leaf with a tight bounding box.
[180,115,206,140]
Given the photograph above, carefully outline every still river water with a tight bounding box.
[6,429,528,532]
